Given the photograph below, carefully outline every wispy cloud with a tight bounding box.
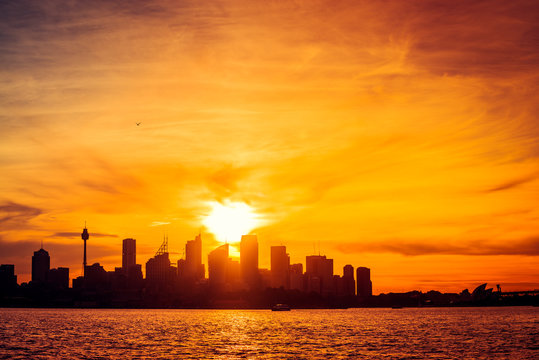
[0,201,42,230]
[149,221,171,227]
[485,173,538,193]
[51,232,118,238]
[334,237,539,257]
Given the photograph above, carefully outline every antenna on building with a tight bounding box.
[318,239,321,256]
[40,238,43,249]
[155,234,168,256]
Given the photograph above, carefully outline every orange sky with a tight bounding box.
[1,0,538,293]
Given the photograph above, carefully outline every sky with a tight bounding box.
[1,0,538,293]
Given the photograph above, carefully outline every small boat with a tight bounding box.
[271,304,291,311]
[391,306,403,309]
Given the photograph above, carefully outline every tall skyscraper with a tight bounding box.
[122,238,136,273]
[356,267,372,298]
[208,243,229,289]
[185,233,204,280]
[32,247,50,284]
[342,264,355,297]
[271,246,290,289]
[240,235,259,289]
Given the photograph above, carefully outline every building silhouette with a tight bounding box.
[145,237,176,287]
[184,233,205,280]
[121,238,143,287]
[342,265,355,296]
[306,255,334,295]
[0,264,17,293]
[122,238,136,273]
[227,258,242,291]
[32,247,50,284]
[289,263,304,291]
[356,267,372,298]
[208,243,229,289]
[259,268,272,288]
[126,264,143,288]
[240,235,260,290]
[48,267,69,289]
[271,246,290,289]
[83,263,108,290]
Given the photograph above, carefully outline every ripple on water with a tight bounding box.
[0,307,537,359]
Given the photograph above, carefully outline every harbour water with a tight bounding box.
[0,307,537,359]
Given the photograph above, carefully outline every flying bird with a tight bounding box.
[136,122,141,126]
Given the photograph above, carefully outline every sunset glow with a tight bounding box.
[0,0,538,293]
[203,201,262,246]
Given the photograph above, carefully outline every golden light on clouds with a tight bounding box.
[0,0,538,292]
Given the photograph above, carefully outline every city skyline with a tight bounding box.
[1,1,538,293]
[2,228,380,306]
[5,225,531,310]
[6,228,373,293]
[1,226,533,298]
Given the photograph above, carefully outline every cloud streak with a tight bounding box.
[334,237,539,257]
[51,232,118,238]
[485,173,538,193]
[0,201,42,230]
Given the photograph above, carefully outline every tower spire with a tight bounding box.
[81,222,89,277]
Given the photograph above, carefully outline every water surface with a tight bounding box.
[1,307,537,359]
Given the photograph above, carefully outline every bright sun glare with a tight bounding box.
[203,201,262,244]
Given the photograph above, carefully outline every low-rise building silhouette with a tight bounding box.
[48,267,69,289]
[289,263,304,291]
[0,264,17,293]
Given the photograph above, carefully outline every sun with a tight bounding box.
[202,200,263,244]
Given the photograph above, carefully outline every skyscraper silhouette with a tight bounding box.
[343,264,355,297]
[32,247,50,284]
[356,267,372,298]
[271,246,290,289]
[208,243,229,289]
[185,233,204,280]
[240,235,259,290]
[122,238,136,273]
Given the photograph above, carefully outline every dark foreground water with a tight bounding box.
[0,307,537,359]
